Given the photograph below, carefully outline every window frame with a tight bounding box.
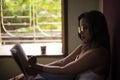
[62,0,68,56]
[0,0,68,56]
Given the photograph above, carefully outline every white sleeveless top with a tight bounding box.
[75,71,105,80]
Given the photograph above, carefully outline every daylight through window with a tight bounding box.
[0,0,62,55]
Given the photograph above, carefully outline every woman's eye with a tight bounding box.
[83,26,88,30]
[80,25,88,32]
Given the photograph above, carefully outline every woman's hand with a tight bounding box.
[9,74,24,80]
[28,56,37,65]
[26,56,44,75]
[26,56,37,75]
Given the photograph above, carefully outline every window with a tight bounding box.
[0,0,67,56]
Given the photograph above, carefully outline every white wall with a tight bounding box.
[67,0,103,53]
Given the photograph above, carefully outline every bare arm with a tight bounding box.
[32,47,107,75]
[46,45,82,66]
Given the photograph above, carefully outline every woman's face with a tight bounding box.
[78,18,92,43]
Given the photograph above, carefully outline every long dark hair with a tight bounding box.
[78,10,110,50]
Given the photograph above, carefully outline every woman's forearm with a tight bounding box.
[33,63,64,74]
[33,61,78,75]
[46,59,64,66]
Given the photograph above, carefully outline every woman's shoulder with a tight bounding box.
[89,47,109,56]
[93,46,108,53]
[88,47,110,62]
[81,46,109,59]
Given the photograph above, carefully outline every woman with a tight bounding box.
[11,10,110,80]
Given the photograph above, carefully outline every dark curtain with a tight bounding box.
[103,0,120,80]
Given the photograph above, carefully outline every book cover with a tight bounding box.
[10,44,29,76]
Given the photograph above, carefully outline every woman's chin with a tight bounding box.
[82,39,89,44]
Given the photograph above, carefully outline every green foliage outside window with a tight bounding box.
[2,0,61,33]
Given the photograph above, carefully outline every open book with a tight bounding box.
[10,44,29,76]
